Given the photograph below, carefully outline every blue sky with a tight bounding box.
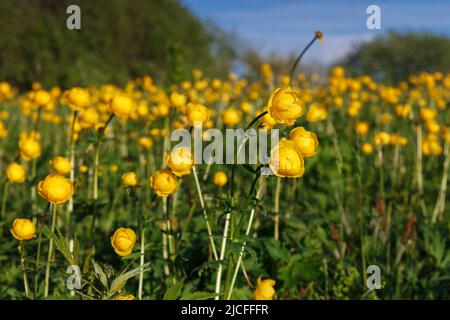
[181,0,450,65]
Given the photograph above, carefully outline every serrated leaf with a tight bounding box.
[92,259,108,289]
[163,281,183,300]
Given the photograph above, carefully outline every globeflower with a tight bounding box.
[355,121,370,137]
[33,90,52,107]
[269,140,304,178]
[19,136,42,161]
[186,102,210,126]
[50,156,71,176]
[122,172,139,187]
[10,218,35,241]
[66,87,90,110]
[150,169,178,197]
[252,276,276,300]
[165,147,194,177]
[267,87,305,125]
[361,142,373,154]
[306,103,328,123]
[213,171,228,187]
[38,174,74,205]
[289,126,318,157]
[221,107,242,127]
[111,93,135,118]
[6,162,26,184]
[111,227,136,257]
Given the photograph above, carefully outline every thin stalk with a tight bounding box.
[214,208,231,300]
[1,181,9,219]
[192,166,219,260]
[44,204,58,297]
[273,176,281,240]
[288,33,320,86]
[19,241,30,298]
[432,142,450,223]
[225,176,266,300]
[138,222,145,299]
[67,110,78,253]
[34,203,50,299]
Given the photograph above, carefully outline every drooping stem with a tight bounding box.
[44,204,58,297]
[192,166,218,261]
[288,33,320,86]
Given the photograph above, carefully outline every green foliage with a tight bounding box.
[341,31,450,83]
[0,0,236,88]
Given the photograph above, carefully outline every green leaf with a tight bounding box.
[181,291,219,300]
[92,259,108,289]
[107,262,151,298]
[163,281,183,300]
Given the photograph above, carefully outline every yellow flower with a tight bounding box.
[6,162,26,184]
[259,109,278,130]
[306,103,328,123]
[213,171,228,187]
[138,136,153,149]
[419,108,437,122]
[252,276,276,300]
[113,294,135,300]
[361,142,373,154]
[150,169,178,197]
[170,92,187,109]
[66,87,90,110]
[355,121,370,137]
[289,126,318,158]
[50,156,71,175]
[122,172,139,187]
[111,93,135,118]
[186,102,210,126]
[267,88,305,125]
[260,63,273,79]
[269,140,304,178]
[165,147,194,177]
[240,101,252,113]
[38,174,74,205]
[80,165,88,174]
[79,108,99,128]
[110,164,119,173]
[111,227,136,257]
[373,132,391,146]
[10,218,35,241]
[395,104,411,118]
[221,107,242,127]
[19,137,41,161]
[34,90,52,107]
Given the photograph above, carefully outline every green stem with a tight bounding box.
[225,176,266,300]
[44,204,58,298]
[432,141,450,223]
[288,34,320,86]
[273,176,281,241]
[34,203,50,299]
[192,166,218,260]
[19,241,30,298]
